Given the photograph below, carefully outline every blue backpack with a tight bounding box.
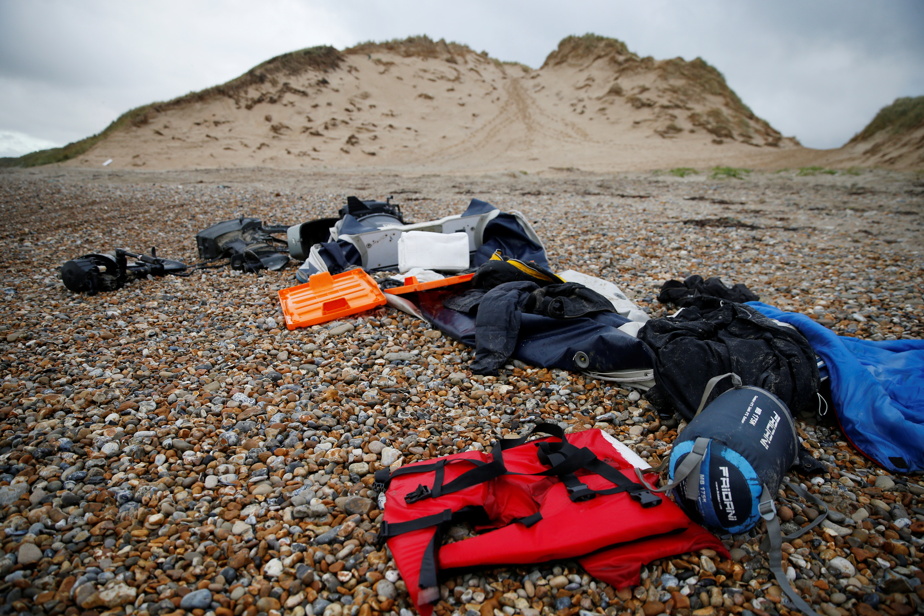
[658,373,828,616]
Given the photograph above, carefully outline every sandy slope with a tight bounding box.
[65,37,867,175]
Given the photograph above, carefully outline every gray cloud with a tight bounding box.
[1,0,921,157]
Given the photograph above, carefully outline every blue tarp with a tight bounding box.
[749,302,924,474]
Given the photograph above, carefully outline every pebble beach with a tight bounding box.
[0,166,922,616]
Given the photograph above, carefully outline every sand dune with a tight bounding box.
[64,36,922,173]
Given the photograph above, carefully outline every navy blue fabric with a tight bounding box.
[315,242,362,274]
[749,302,924,474]
[469,281,538,375]
[462,199,550,269]
[413,284,652,375]
[515,311,653,374]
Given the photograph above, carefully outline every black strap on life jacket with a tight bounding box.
[376,509,448,601]
[378,422,658,508]
[375,423,566,504]
[535,441,661,507]
[377,508,455,547]
[374,455,502,499]
[405,456,507,504]
[376,505,490,600]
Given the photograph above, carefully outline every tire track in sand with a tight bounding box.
[424,75,596,167]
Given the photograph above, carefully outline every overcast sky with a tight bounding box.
[1,0,922,158]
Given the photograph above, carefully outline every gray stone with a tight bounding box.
[830,592,847,604]
[180,589,213,610]
[874,475,895,490]
[342,496,373,515]
[314,526,341,545]
[263,558,284,578]
[327,323,354,336]
[0,484,29,507]
[381,447,402,467]
[375,579,396,600]
[821,519,852,537]
[172,439,194,452]
[100,441,120,457]
[827,556,856,577]
[17,542,43,566]
[231,520,251,535]
[347,461,370,476]
[73,583,100,608]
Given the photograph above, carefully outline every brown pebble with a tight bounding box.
[229,551,250,570]
[255,597,280,612]
[479,595,500,616]
[667,591,688,609]
[855,603,882,616]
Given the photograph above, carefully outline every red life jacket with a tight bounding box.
[375,424,728,615]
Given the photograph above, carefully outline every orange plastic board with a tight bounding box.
[278,269,387,329]
[384,273,475,296]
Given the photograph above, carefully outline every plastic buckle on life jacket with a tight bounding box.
[567,484,596,502]
[405,484,432,504]
[630,489,661,509]
[373,469,391,493]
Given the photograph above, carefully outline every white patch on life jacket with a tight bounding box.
[600,431,650,470]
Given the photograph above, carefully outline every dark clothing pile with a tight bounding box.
[638,297,820,421]
[446,281,618,375]
[658,275,759,306]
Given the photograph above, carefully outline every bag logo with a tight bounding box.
[718,466,737,522]
[760,411,781,450]
[741,395,762,426]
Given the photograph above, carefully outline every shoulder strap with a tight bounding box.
[636,436,710,500]
[760,482,829,616]
[695,372,742,416]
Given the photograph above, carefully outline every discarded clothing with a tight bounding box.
[389,274,654,381]
[375,426,728,616]
[558,269,650,325]
[462,281,619,375]
[441,276,624,375]
[638,298,819,420]
[658,275,759,306]
[445,282,615,320]
[749,302,924,474]
[297,199,549,281]
[471,250,564,289]
[468,281,537,375]
[527,282,618,319]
